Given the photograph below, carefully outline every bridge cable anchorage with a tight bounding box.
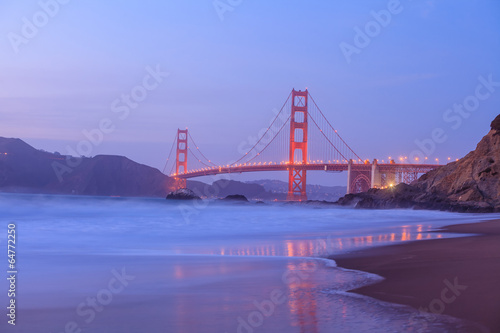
[188,132,218,167]
[230,91,292,166]
[308,93,363,161]
[163,133,178,174]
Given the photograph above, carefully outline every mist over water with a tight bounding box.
[0,193,494,332]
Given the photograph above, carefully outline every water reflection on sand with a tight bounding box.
[199,224,446,258]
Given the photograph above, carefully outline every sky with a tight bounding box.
[0,0,499,186]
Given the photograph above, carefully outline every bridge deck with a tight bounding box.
[174,163,438,179]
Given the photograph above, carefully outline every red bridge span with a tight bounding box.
[163,89,439,201]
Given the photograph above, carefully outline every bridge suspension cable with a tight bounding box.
[307,112,349,162]
[163,89,364,177]
[238,114,291,165]
[163,131,218,175]
[187,148,214,168]
[308,93,363,162]
[188,132,218,167]
[162,133,178,174]
[230,91,292,166]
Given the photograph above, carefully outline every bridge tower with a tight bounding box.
[287,89,308,201]
[175,128,188,188]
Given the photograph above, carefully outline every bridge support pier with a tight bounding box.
[346,159,407,193]
[347,159,371,194]
[371,159,381,189]
[347,160,353,194]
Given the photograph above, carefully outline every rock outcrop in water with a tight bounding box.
[221,194,249,202]
[166,188,201,200]
[337,114,500,212]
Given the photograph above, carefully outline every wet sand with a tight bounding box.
[332,219,500,332]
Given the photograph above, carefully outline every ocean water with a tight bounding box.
[0,193,496,333]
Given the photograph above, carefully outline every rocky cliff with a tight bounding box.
[413,114,499,209]
[337,114,500,212]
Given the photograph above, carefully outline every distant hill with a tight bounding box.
[0,137,177,197]
[246,179,347,201]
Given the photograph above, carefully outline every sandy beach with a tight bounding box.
[332,219,500,332]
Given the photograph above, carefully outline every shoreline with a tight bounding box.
[331,219,500,332]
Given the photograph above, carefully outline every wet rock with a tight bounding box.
[166,188,201,200]
[221,194,248,202]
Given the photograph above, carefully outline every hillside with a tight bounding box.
[413,114,499,209]
[0,137,178,197]
[0,137,287,199]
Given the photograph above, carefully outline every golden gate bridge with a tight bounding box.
[163,89,438,201]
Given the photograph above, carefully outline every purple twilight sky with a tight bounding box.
[0,0,499,186]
